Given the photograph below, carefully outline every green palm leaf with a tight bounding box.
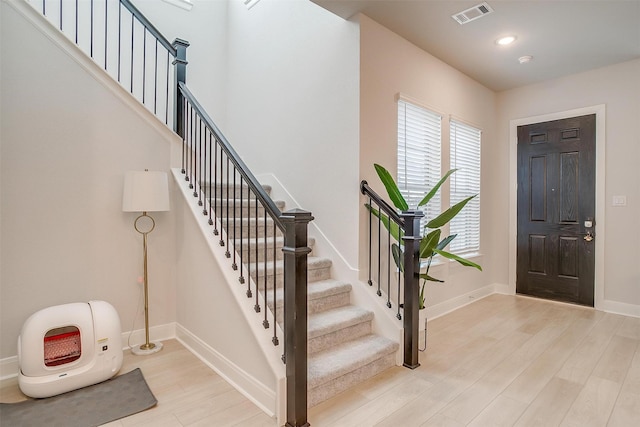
[420,273,444,282]
[426,195,476,229]
[433,249,483,270]
[374,164,409,211]
[420,229,441,259]
[418,168,457,207]
[392,243,404,273]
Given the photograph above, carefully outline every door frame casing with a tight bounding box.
[507,105,606,310]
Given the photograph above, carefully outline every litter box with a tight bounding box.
[18,300,123,398]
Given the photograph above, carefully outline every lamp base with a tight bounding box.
[131,341,163,356]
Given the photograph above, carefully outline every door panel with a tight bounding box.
[517,115,595,306]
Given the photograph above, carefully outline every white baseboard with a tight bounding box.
[0,356,19,381]
[0,322,177,381]
[175,323,277,418]
[601,299,640,318]
[426,283,498,321]
[121,322,177,350]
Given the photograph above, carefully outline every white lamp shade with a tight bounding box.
[122,170,170,212]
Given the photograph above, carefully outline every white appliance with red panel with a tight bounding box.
[18,300,123,398]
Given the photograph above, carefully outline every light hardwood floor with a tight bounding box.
[2,294,639,426]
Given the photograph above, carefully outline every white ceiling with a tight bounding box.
[310,0,640,92]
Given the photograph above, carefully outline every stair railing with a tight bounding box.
[30,0,180,128]
[360,180,423,369]
[178,81,312,427]
[32,0,312,425]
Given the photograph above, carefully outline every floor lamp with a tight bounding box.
[122,170,170,355]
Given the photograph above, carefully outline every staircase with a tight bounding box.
[209,183,399,407]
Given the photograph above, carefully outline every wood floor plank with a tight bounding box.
[558,376,621,427]
[2,295,638,427]
[501,314,599,404]
[590,335,638,383]
[555,312,624,384]
[513,377,582,427]
[467,395,528,427]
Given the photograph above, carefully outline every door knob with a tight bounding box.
[584,231,594,242]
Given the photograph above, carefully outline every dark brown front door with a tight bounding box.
[517,114,596,306]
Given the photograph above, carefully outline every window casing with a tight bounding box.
[397,99,442,224]
[449,119,481,254]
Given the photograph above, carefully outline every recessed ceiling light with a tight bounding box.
[518,55,533,64]
[496,36,517,46]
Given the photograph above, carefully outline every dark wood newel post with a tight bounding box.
[400,210,423,369]
[172,38,189,139]
[281,208,313,427]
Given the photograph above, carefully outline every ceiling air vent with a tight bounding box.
[452,2,494,25]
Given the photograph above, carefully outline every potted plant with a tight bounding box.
[366,164,482,312]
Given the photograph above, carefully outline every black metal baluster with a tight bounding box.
[59,0,62,31]
[165,50,170,124]
[104,0,107,70]
[272,220,278,345]
[117,1,121,81]
[231,168,237,270]
[213,142,219,236]
[188,105,195,187]
[90,0,94,58]
[246,188,252,298]
[239,176,245,284]
[377,203,382,297]
[142,28,147,105]
[218,147,224,244]
[254,192,260,313]
[207,131,213,222]
[193,120,202,199]
[263,209,269,328]
[224,157,230,256]
[42,0,45,15]
[130,13,134,93]
[75,0,78,44]
[180,96,186,174]
[202,128,208,215]
[368,196,373,287]
[397,254,402,320]
[154,40,158,114]
[387,222,392,308]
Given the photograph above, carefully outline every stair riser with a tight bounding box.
[308,321,372,355]
[308,352,396,408]
[239,244,285,262]
[270,291,351,325]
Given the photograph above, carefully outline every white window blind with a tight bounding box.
[397,99,442,224]
[449,119,481,254]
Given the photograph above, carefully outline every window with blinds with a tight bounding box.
[449,119,481,254]
[397,99,442,223]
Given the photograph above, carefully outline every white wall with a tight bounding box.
[223,0,361,270]
[359,15,499,311]
[497,59,640,315]
[130,0,229,126]
[0,1,178,360]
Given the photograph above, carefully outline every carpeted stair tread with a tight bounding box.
[248,256,332,276]
[308,334,398,389]
[308,305,373,340]
[214,198,285,210]
[268,279,351,305]
[234,236,316,250]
